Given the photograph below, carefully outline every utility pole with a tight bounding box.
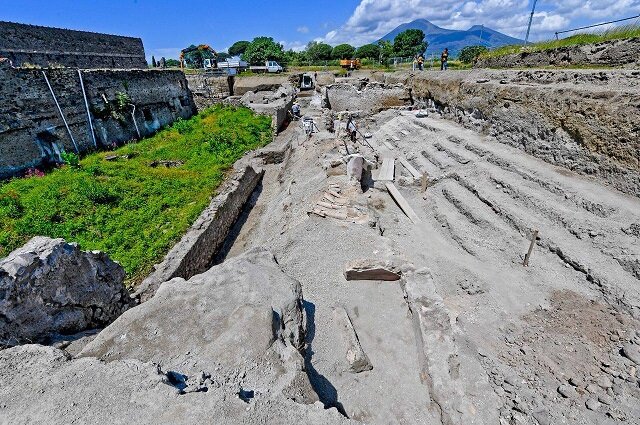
[524,0,538,44]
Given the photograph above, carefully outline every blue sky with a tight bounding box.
[2,0,640,60]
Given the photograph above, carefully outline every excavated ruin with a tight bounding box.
[1,66,639,425]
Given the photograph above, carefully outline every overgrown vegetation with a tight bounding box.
[0,106,272,283]
[481,24,640,58]
[459,45,488,64]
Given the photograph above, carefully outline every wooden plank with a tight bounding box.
[385,182,421,224]
[377,157,395,181]
[523,230,539,267]
[399,158,422,179]
[382,141,396,151]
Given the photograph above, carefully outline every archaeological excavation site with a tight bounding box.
[1,9,640,425]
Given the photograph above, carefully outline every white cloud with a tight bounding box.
[281,40,307,52]
[297,26,309,34]
[315,0,640,46]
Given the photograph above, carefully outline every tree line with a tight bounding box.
[152,28,490,68]
[169,29,430,68]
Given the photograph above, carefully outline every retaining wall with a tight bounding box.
[325,82,413,114]
[134,164,265,302]
[0,64,196,178]
[0,21,147,69]
[185,74,234,110]
[475,37,640,69]
[386,70,640,196]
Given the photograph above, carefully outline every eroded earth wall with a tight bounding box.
[0,64,196,178]
[386,70,640,196]
[0,21,147,69]
[475,37,640,69]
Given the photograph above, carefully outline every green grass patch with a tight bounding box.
[0,105,272,284]
[481,24,640,59]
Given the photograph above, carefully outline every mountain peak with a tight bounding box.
[378,19,523,56]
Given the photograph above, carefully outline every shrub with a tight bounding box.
[459,46,489,64]
[61,151,80,167]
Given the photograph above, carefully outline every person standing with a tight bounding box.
[347,115,358,142]
[441,48,449,70]
[417,54,425,71]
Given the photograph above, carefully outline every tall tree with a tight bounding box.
[242,37,285,65]
[181,45,216,68]
[393,29,428,57]
[228,40,250,57]
[331,43,356,60]
[378,40,394,63]
[355,44,380,59]
[306,41,333,62]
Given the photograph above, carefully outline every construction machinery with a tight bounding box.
[180,44,217,70]
[340,59,361,70]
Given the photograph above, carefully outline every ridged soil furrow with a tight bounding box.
[451,171,639,314]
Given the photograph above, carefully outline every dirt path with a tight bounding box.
[220,97,640,424]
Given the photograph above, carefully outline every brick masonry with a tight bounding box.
[0,21,147,69]
[0,63,197,178]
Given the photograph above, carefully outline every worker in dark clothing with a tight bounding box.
[417,54,425,71]
[441,48,449,70]
[347,115,358,142]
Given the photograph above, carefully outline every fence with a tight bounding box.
[554,14,640,40]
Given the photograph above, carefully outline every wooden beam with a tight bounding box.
[399,158,422,179]
[385,182,422,224]
[523,230,539,267]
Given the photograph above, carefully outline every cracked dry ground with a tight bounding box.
[223,103,640,424]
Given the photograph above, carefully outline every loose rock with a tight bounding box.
[0,237,132,347]
[344,259,402,281]
[621,343,640,365]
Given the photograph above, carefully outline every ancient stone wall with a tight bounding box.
[0,21,147,69]
[185,74,234,110]
[387,70,640,196]
[325,82,413,114]
[475,37,640,69]
[0,64,196,178]
[134,164,265,302]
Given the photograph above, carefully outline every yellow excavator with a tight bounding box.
[180,44,217,70]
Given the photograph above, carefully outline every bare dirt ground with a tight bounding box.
[221,93,640,424]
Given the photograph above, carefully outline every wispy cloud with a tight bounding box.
[297,26,310,34]
[316,0,640,46]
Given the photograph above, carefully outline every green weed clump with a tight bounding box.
[481,23,640,59]
[0,105,272,284]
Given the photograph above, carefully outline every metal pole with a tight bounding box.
[131,104,141,139]
[42,70,79,153]
[77,70,97,149]
[524,0,538,44]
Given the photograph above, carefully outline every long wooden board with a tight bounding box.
[399,158,422,179]
[385,182,422,224]
[377,157,395,181]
